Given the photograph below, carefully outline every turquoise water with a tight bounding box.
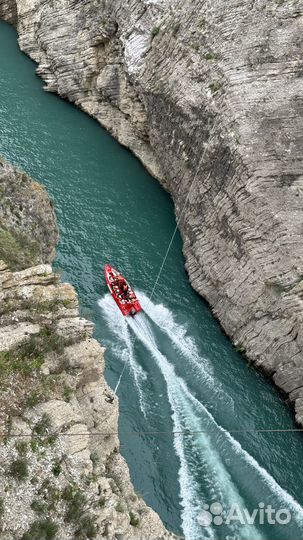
[1,20,303,539]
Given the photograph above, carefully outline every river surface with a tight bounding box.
[1,20,303,540]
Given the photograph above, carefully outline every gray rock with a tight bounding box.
[0,161,175,537]
[0,158,58,267]
[2,0,302,424]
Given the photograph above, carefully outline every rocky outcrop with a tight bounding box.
[0,160,174,539]
[0,157,58,269]
[1,2,303,423]
[0,0,16,24]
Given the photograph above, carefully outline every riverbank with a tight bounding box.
[0,158,175,539]
[3,17,303,539]
[1,0,303,424]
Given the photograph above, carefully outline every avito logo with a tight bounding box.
[197,502,292,527]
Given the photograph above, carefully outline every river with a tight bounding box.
[1,20,303,540]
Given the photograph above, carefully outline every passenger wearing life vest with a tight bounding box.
[119,278,128,297]
[112,275,129,299]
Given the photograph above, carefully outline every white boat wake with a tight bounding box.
[138,291,235,414]
[98,292,303,540]
[128,312,262,540]
[97,294,149,416]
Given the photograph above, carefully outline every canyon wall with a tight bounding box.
[0,158,174,539]
[1,0,303,423]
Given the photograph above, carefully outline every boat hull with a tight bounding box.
[104,264,142,317]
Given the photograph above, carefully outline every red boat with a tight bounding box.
[104,264,142,316]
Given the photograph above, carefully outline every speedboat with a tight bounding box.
[104,264,142,316]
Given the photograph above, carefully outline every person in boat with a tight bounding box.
[112,276,121,289]
[119,280,128,296]
[112,276,129,300]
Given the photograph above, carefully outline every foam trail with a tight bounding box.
[100,293,303,538]
[138,290,234,410]
[128,315,263,540]
[137,308,303,530]
[138,291,207,366]
[97,294,148,416]
[128,317,213,539]
[186,389,303,527]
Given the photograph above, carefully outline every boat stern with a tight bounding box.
[125,300,142,317]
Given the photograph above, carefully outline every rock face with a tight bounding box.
[0,157,58,269]
[0,161,174,539]
[0,3,303,421]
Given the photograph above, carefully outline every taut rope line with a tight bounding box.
[149,156,204,301]
[3,428,303,440]
[113,115,221,395]
[113,156,203,396]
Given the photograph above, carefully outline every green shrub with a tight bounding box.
[98,496,106,508]
[52,460,61,477]
[151,26,160,38]
[108,472,123,493]
[31,499,47,515]
[0,226,39,271]
[90,451,99,465]
[22,519,58,540]
[62,485,87,523]
[0,297,14,315]
[24,326,68,357]
[83,473,98,486]
[209,80,223,94]
[205,51,217,60]
[63,385,73,402]
[61,485,74,502]
[30,439,39,453]
[62,299,73,308]
[46,435,57,446]
[38,479,60,508]
[37,327,67,354]
[1,327,73,382]
[129,510,140,527]
[74,515,98,539]
[0,347,43,381]
[10,458,29,480]
[26,392,40,408]
[46,485,61,512]
[33,414,51,436]
[16,440,28,456]
[0,497,4,518]
[0,326,71,387]
[19,298,61,315]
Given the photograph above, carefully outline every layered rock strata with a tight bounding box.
[1,0,303,422]
[0,159,174,539]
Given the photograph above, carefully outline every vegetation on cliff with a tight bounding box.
[2,0,302,424]
[0,159,174,540]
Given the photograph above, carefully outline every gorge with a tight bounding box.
[1,0,303,422]
[1,1,303,539]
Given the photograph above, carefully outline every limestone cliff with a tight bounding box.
[0,157,58,270]
[0,159,174,539]
[1,1,303,424]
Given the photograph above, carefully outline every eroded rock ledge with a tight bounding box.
[0,1,303,419]
[0,160,174,539]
